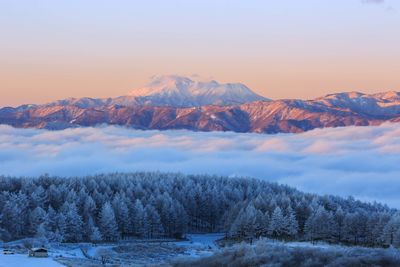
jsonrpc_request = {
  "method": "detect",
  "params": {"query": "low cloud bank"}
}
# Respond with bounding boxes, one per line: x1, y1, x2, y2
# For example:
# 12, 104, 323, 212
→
1, 124, 400, 207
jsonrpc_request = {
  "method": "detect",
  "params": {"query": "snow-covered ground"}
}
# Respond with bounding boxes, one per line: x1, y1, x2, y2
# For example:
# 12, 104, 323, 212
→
173, 233, 224, 258
50, 246, 85, 259
186, 233, 224, 249
179, 233, 223, 250
2, 236, 399, 266
1, 236, 335, 267
0, 234, 225, 266
85, 244, 115, 258
0, 253, 63, 267
285, 241, 338, 249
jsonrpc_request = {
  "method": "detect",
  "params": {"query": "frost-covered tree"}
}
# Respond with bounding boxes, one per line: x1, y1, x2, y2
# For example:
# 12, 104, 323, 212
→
29, 206, 48, 235
230, 203, 266, 241
0, 172, 396, 247
112, 194, 130, 235
269, 207, 287, 239
56, 212, 67, 242
2, 200, 23, 238
131, 199, 147, 238
99, 202, 119, 241
35, 223, 47, 239
333, 207, 345, 242
83, 195, 96, 221
285, 207, 299, 238
342, 213, 357, 243
87, 216, 102, 242
382, 213, 400, 246
144, 204, 164, 238
304, 206, 336, 242
62, 202, 83, 242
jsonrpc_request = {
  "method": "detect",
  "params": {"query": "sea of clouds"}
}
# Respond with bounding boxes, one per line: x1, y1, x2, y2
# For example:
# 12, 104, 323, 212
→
1, 123, 400, 207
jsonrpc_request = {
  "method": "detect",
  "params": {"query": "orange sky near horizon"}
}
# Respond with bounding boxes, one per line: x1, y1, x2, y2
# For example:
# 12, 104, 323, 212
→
1, 0, 399, 107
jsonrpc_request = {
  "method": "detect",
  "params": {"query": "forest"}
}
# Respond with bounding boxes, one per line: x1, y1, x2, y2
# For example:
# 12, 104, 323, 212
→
0, 172, 399, 248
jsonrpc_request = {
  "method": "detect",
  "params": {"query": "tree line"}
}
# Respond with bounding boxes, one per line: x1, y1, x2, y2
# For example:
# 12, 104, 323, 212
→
0, 172, 399, 248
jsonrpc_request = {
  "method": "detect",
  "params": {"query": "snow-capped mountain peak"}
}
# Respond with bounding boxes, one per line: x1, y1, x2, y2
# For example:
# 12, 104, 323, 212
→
127, 75, 268, 106
129, 75, 194, 97
372, 91, 400, 101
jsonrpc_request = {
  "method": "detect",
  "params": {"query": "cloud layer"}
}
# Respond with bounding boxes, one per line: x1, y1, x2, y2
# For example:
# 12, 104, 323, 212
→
1, 124, 400, 207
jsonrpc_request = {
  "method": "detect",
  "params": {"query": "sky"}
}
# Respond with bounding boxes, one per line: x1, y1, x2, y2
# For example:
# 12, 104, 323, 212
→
1, 0, 399, 107
1, 123, 400, 207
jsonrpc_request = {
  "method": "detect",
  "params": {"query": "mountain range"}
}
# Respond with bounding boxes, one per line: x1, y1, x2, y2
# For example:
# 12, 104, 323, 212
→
1, 75, 400, 133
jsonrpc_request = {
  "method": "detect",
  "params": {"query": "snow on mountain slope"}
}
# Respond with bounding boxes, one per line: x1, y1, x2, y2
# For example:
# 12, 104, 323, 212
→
31, 75, 267, 108
315, 91, 400, 116
45, 97, 111, 108
127, 75, 269, 106
1, 76, 399, 134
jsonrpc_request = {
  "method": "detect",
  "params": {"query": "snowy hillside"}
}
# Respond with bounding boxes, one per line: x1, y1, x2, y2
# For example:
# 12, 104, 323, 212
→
315, 91, 400, 116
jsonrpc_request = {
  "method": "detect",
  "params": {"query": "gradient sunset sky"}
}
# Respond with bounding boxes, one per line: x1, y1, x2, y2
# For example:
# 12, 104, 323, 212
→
1, 0, 399, 107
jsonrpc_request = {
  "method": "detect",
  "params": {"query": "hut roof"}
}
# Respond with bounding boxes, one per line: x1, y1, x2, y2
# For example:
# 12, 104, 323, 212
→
30, 247, 48, 252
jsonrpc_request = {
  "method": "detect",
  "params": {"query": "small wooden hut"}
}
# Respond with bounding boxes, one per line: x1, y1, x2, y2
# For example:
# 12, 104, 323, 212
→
28, 247, 48, 257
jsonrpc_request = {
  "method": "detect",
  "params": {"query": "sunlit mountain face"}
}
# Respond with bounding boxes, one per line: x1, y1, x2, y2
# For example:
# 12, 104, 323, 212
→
0, 75, 399, 133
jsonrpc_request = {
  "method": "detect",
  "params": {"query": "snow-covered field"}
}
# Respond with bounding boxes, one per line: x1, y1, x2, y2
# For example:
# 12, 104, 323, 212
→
0, 234, 224, 267
0, 253, 63, 267
173, 233, 224, 258
3, 235, 399, 266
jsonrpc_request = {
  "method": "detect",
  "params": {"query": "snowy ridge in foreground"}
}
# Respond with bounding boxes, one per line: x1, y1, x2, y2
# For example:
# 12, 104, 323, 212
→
173, 239, 400, 267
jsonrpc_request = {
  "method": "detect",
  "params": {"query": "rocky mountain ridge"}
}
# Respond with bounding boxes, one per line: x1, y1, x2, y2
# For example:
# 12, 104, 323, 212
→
1, 89, 399, 133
